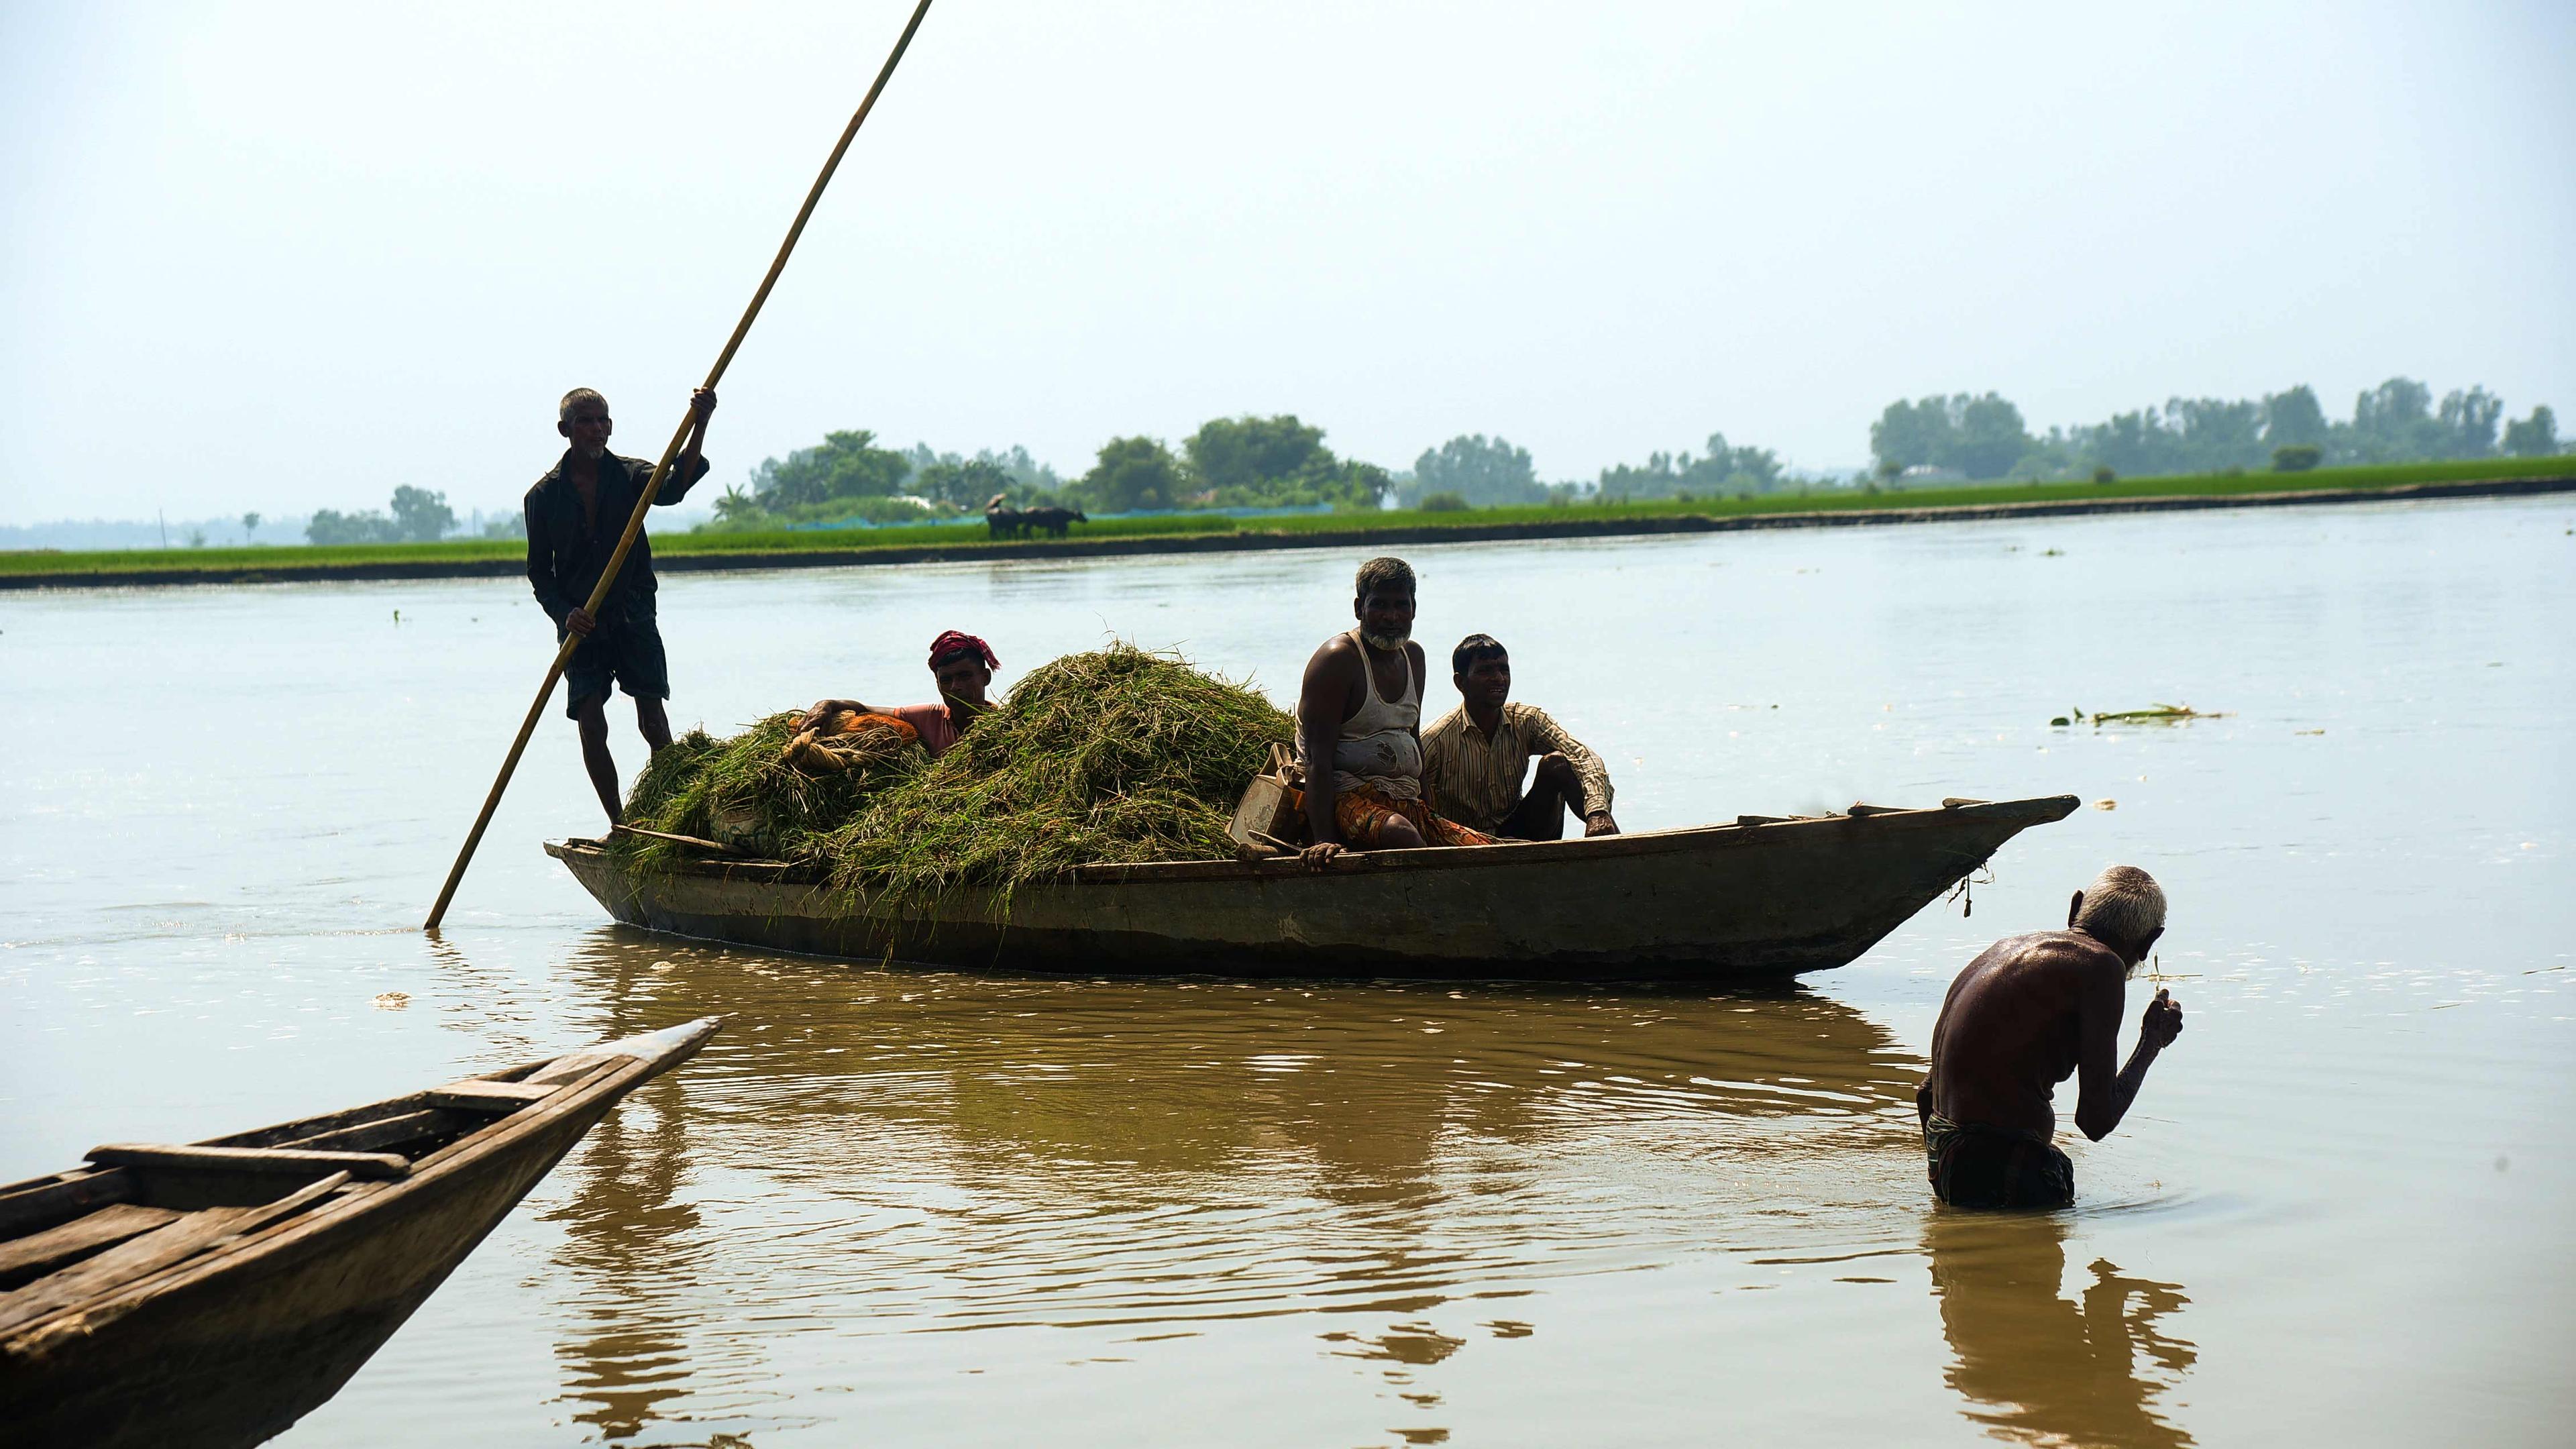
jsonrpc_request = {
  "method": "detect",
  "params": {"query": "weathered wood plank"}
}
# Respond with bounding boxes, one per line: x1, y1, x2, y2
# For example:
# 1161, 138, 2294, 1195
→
422, 1081, 559, 1112
0, 1171, 350, 1338
85, 1144, 411, 1181
207, 1093, 430, 1150
0, 1204, 183, 1288
0, 1169, 134, 1238
274, 1109, 466, 1155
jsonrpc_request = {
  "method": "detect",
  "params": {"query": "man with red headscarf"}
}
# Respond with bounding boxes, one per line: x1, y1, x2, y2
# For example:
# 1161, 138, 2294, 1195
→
800, 631, 999, 759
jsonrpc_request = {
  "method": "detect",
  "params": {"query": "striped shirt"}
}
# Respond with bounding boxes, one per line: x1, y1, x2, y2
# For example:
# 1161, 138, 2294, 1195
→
1420, 702, 1614, 834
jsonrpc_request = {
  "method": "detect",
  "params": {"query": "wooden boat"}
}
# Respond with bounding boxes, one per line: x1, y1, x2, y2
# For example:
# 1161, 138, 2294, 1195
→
548, 794, 2079, 979
0, 1018, 720, 1449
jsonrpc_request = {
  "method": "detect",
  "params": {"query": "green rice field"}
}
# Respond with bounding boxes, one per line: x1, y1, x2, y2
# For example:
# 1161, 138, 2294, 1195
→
6, 454, 2570, 584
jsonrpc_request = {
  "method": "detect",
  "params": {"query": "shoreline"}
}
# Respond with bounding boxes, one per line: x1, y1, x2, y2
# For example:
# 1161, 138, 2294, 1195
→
6, 473, 2570, 592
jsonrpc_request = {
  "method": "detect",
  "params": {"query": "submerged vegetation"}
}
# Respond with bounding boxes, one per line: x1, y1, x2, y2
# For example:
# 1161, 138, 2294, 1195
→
616, 647, 1292, 899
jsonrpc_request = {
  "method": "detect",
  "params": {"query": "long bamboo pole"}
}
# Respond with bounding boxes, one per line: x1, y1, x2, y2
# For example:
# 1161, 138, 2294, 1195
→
426, 0, 936, 930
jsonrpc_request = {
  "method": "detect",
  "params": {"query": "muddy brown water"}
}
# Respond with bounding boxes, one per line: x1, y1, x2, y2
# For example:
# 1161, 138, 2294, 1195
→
3, 496, 2571, 1446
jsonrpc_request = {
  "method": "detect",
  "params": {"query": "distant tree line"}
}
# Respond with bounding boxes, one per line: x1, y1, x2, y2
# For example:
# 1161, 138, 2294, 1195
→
708, 415, 1391, 529
1870, 379, 2561, 482
276, 373, 2567, 546
307, 486, 457, 545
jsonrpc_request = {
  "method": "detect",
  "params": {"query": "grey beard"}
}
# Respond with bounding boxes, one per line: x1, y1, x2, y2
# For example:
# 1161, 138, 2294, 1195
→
1360, 627, 1409, 651
576, 441, 608, 460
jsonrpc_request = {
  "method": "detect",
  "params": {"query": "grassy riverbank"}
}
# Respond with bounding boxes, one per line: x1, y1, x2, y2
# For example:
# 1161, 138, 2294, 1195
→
7, 455, 2571, 586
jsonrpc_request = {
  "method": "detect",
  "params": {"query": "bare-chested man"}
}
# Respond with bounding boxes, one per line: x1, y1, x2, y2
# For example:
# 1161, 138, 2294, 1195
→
1918, 865, 2186, 1210
1296, 557, 1492, 869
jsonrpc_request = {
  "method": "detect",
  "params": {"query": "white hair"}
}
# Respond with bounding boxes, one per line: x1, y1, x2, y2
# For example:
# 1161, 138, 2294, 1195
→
2074, 865, 2167, 953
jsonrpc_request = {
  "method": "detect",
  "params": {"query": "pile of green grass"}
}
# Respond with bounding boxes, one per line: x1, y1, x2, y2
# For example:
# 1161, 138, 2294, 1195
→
617, 711, 926, 869
818, 645, 1293, 899
610, 647, 1293, 898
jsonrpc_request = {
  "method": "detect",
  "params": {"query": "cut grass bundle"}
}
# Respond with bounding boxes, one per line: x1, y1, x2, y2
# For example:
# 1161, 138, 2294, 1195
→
617, 711, 926, 869
819, 645, 1293, 900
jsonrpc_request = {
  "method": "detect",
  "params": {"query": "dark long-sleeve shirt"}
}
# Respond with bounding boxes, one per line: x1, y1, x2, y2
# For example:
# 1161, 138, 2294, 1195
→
523, 448, 710, 628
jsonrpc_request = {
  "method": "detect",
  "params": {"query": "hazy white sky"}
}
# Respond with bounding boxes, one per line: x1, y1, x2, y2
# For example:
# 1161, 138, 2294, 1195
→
3, 1, 2570, 525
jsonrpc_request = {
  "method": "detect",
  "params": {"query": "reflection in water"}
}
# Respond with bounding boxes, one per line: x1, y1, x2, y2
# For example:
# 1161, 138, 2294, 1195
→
545, 1088, 712, 1441
530, 928, 1928, 1441
1925, 1211, 2196, 1449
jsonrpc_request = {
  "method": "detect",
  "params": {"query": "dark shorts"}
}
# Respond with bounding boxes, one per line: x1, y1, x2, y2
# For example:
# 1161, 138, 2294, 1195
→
1495, 782, 1571, 840
561, 594, 669, 716
1925, 1114, 2075, 1210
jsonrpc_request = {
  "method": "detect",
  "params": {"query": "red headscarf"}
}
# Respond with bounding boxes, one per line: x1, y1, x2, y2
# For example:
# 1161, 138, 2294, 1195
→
927, 630, 998, 671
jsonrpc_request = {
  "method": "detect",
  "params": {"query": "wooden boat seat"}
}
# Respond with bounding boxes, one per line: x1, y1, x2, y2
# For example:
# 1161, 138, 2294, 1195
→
85, 1144, 412, 1181
422, 1080, 562, 1112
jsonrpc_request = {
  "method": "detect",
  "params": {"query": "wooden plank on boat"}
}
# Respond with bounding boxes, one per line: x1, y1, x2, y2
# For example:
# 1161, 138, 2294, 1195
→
423, 1080, 560, 1112
274, 1108, 466, 1155
1845, 802, 1913, 816
0, 1204, 182, 1289
0, 1170, 133, 1238
85, 1144, 411, 1181
1941, 797, 1990, 808
0, 1171, 350, 1338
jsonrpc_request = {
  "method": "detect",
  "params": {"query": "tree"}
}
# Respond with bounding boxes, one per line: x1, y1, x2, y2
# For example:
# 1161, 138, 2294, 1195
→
390, 485, 455, 542
2503, 405, 2560, 458
2437, 387, 2503, 458
745, 429, 910, 508
1074, 436, 1187, 513
306, 508, 398, 545
1870, 398, 1953, 474
1412, 434, 1542, 506
241, 511, 262, 542
1597, 429, 1793, 500
2261, 386, 2328, 449
914, 458, 1016, 508
1184, 415, 1332, 493
2347, 378, 2436, 463
1949, 393, 2032, 480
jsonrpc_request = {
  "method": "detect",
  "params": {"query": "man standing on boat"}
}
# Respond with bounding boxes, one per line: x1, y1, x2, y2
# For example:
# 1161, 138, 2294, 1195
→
525, 385, 716, 824
1422, 633, 1619, 841
800, 630, 1000, 760
1918, 865, 2186, 1210
1296, 557, 1492, 868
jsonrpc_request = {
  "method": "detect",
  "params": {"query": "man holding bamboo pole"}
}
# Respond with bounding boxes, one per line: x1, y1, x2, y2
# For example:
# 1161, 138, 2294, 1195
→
525, 385, 716, 823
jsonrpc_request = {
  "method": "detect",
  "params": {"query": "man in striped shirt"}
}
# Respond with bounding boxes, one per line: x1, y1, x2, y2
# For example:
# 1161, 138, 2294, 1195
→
1421, 634, 1619, 841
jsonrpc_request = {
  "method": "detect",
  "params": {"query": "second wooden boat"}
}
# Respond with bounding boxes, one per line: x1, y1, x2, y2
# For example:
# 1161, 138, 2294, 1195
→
548, 795, 2078, 979
0, 1018, 720, 1449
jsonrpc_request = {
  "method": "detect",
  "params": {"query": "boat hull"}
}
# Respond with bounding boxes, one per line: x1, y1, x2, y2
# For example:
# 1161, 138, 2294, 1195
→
8, 1113, 594, 1448
549, 796, 2078, 979
0, 1022, 716, 1449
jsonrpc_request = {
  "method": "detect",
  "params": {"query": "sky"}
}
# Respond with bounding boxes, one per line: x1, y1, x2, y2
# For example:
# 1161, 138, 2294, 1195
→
2, 0, 2571, 526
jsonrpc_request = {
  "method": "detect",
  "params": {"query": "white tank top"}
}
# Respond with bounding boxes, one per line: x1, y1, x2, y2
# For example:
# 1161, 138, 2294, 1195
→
1299, 629, 1424, 800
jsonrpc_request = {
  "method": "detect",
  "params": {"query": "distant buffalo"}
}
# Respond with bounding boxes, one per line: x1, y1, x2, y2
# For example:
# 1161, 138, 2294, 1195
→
983, 496, 1024, 540
1020, 505, 1087, 538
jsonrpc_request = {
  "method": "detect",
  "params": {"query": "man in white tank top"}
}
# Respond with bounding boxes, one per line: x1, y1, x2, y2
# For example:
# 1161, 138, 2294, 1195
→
1295, 557, 1495, 867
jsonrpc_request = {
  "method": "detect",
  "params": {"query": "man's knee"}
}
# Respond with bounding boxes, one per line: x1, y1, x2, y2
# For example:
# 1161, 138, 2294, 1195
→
1381, 815, 1428, 849
572, 696, 610, 739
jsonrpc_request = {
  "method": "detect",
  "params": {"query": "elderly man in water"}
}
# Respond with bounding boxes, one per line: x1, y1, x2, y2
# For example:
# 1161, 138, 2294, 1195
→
1296, 557, 1493, 868
1422, 633, 1618, 841
800, 630, 1000, 759
1918, 865, 2186, 1210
